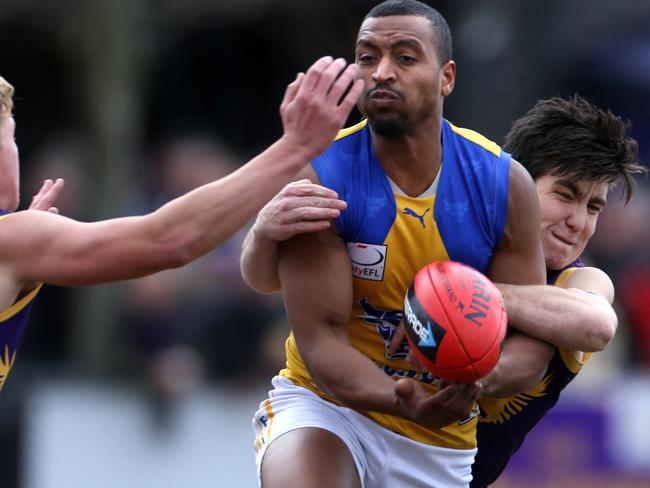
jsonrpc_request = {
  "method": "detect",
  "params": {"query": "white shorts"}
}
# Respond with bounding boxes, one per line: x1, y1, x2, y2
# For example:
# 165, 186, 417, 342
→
252, 375, 476, 488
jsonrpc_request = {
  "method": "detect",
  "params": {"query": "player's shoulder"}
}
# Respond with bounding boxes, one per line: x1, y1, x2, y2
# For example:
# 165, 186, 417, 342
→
312, 119, 371, 189
446, 120, 502, 158
0, 209, 52, 249
559, 266, 614, 302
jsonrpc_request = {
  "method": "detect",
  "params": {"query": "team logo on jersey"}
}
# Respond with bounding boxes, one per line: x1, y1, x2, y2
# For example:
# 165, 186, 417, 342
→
403, 207, 431, 229
443, 198, 469, 223
358, 297, 408, 359
347, 243, 387, 281
0, 345, 16, 392
367, 196, 388, 217
478, 373, 552, 424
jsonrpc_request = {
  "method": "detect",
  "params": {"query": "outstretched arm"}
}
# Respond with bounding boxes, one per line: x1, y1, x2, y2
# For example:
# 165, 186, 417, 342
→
497, 267, 616, 352
0, 57, 364, 287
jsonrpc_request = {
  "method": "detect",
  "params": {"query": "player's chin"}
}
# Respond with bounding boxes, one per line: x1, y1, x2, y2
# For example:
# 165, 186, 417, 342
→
544, 250, 574, 271
367, 113, 411, 138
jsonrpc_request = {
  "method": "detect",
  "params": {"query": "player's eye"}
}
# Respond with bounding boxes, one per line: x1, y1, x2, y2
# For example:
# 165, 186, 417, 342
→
397, 54, 417, 63
357, 53, 377, 64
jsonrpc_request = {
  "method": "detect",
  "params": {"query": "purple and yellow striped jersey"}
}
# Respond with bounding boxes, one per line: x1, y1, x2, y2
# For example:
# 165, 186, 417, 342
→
0, 210, 42, 393
471, 260, 588, 487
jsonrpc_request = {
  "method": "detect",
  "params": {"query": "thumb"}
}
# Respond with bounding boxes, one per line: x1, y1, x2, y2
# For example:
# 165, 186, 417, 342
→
388, 319, 407, 355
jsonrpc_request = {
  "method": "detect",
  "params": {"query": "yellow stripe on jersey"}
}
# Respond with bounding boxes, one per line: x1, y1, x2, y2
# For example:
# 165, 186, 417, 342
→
554, 267, 579, 288
448, 123, 501, 158
560, 348, 592, 374
335, 119, 368, 141
0, 284, 42, 322
554, 267, 592, 373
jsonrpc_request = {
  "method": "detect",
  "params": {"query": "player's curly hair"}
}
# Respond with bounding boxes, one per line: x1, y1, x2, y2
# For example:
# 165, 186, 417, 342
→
364, 0, 452, 65
504, 95, 647, 203
0, 77, 15, 115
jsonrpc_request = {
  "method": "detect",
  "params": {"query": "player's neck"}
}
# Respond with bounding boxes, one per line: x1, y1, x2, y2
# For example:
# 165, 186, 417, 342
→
372, 118, 442, 198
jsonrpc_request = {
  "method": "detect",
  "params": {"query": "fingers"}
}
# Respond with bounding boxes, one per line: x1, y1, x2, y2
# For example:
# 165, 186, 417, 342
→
406, 350, 425, 372
388, 319, 407, 355
279, 181, 346, 211
418, 382, 458, 411
29, 178, 65, 212
313, 58, 347, 100
299, 56, 337, 95
281, 72, 305, 110
338, 78, 365, 116
278, 200, 343, 224
296, 57, 363, 111
326, 65, 364, 117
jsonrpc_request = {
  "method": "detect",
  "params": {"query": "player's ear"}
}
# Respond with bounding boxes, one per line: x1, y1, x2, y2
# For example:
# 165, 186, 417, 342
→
440, 60, 455, 97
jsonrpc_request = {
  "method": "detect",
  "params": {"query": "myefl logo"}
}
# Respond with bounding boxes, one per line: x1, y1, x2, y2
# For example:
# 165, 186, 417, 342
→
347, 242, 387, 281
358, 298, 408, 359
403, 207, 430, 229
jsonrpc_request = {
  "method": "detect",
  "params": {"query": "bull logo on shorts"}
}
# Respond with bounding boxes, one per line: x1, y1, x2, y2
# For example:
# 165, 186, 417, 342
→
358, 298, 408, 360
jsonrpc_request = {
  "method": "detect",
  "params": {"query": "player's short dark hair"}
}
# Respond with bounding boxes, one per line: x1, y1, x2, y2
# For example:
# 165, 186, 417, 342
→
364, 0, 452, 65
504, 95, 646, 203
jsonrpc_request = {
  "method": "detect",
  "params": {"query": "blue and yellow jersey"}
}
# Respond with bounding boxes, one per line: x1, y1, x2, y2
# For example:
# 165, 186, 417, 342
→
0, 210, 42, 393
279, 119, 511, 449
471, 260, 588, 487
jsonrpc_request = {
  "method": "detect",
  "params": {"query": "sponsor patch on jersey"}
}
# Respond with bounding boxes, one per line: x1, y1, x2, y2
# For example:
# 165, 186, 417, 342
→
347, 242, 387, 281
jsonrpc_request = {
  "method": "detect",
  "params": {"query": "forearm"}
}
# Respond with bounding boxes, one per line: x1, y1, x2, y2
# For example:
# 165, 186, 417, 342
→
301, 329, 400, 415
151, 138, 311, 263
479, 333, 554, 398
240, 225, 282, 293
498, 283, 616, 352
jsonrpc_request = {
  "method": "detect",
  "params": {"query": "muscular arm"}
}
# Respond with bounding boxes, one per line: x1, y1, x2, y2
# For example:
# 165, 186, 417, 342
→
241, 167, 346, 294
0, 57, 364, 288
480, 160, 553, 398
280, 228, 401, 413
498, 267, 616, 352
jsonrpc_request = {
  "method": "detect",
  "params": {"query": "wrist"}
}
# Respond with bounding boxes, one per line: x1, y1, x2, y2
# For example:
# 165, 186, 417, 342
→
277, 133, 320, 163
251, 221, 277, 247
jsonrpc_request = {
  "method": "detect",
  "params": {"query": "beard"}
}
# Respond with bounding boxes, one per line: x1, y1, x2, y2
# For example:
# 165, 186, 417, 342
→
367, 111, 413, 138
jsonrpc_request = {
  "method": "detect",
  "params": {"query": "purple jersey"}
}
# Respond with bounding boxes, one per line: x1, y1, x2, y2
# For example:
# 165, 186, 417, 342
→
471, 260, 585, 487
0, 209, 42, 393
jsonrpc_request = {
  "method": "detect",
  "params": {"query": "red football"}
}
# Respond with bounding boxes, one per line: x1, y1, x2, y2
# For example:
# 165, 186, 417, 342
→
403, 260, 507, 383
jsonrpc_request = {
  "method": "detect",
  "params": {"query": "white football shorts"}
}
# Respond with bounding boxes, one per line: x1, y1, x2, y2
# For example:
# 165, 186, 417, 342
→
252, 375, 477, 488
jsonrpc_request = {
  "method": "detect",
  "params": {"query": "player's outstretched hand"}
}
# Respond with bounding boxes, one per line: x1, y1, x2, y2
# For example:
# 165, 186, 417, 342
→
395, 377, 479, 429
253, 179, 347, 242
280, 56, 364, 160
29, 178, 64, 214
